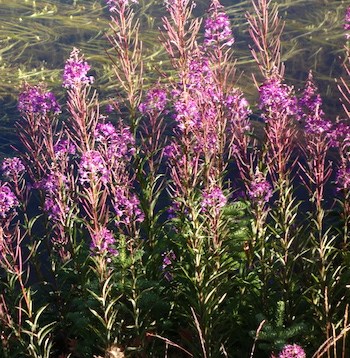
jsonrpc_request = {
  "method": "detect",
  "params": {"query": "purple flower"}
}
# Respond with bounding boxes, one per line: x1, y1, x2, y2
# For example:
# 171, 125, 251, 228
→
278, 344, 306, 358
95, 123, 135, 161
298, 71, 323, 118
167, 201, 181, 220
90, 227, 118, 256
139, 88, 167, 115
225, 89, 251, 128
53, 139, 76, 159
105, 104, 114, 113
63, 48, 94, 89
259, 77, 298, 118
2, 157, 25, 180
44, 197, 63, 221
299, 73, 333, 137
0, 183, 19, 218
248, 169, 273, 205
204, 0, 234, 48
201, 186, 227, 214
79, 150, 109, 185
113, 188, 144, 226
18, 84, 61, 115
344, 6, 350, 38
336, 166, 350, 191
161, 250, 176, 281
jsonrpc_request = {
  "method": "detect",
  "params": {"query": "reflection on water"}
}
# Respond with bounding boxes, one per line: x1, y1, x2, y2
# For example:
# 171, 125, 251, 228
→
0, 0, 348, 152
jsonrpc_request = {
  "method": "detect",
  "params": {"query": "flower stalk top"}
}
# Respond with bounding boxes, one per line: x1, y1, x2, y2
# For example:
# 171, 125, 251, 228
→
63, 48, 94, 89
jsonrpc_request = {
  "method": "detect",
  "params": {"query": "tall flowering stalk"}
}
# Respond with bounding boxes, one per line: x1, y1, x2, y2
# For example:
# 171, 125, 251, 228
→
105, 0, 143, 132
298, 73, 338, 352
137, 86, 168, 248
247, 0, 302, 323
17, 83, 61, 183
39, 142, 78, 262
203, 0, 235, 89
63, 48, 97, 153
160, 2, 239, 355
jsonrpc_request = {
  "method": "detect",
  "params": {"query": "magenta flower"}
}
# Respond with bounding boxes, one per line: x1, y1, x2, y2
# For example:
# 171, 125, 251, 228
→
299, 72, 333, 137
278, 344, 306, 358
53, 139, 76, 159
336, 166, 350, 191
259, 77, 298, 118
90, 227, 118, 257
344, 6, 350, 38
204, 0, 234, 48
95, 123, 136, 162
225, 89, 251, 128
139, 87, 168, 115
201, 186, 227, 214
113, 188, 144, 226
298, 71, 323, 118
248, 169, 273, 205
44, 197, 64, 221
63, 48, 94, 89
79, 150, 109, 185
2, 157, 25, 180
161, 250, 176, 281
18, 84, 61, 115
0, 183, 19, 218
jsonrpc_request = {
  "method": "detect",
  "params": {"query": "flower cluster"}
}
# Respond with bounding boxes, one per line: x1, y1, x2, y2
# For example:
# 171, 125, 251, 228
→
248, 169, 273, 205
18, 84, 61, 116
79, 150, 109, 185
278, 344, 306, 358
63, 48, 94, 89
113, 188, 144, 227
2, 157, 25, 180
336, 166, 350, 191
139, 87, 168, 115
299, 73, 333, 137
53, 139, 76, 159
0, 183, 19, 218
225, 89, 251, 128
259, 77, 298, 118
90, 227, 118, 257
161, 250, 176, 281
204, 0, 234, 48
95, 123, 135, 161
298, 71, 323, 118
40, 172, 69, 221
201, 186, 227, 214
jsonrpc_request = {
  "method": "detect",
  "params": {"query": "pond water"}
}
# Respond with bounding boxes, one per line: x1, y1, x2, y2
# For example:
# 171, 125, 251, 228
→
0, 0, 348, 155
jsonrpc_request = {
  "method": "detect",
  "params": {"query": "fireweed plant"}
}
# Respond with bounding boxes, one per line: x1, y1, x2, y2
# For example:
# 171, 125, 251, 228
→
0, 0, 350, 357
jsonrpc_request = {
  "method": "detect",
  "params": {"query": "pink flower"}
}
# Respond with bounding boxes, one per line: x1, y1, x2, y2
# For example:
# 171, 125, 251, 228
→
90, 227, 118, 256
204, 0, 234, 48
18, 83, 61, 115
63, 48, 94, 89
248, 169, 273, 205
278, 344, 306, 358
0, 183, 19, 218
2, 157, 25, 180
201, 186, 227, 214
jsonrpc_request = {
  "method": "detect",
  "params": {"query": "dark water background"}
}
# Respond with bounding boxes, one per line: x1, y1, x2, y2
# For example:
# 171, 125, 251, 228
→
0, 0, 348, 157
